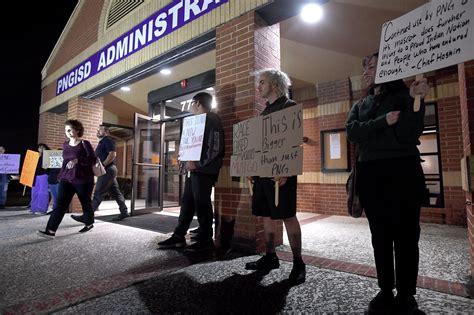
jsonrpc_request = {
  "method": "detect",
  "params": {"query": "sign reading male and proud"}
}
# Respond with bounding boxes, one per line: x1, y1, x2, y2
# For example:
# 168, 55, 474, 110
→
231, 104, 303, 178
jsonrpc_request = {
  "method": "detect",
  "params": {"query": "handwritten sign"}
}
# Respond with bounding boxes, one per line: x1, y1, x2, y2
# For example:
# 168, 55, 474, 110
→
42, 150, 63, 169
179, 113, 206, 161
0, 154, 21, 174
230, 116, 262, 177
20, 150, 40, 187
376, 0, 474, 84
230, 104, 303, 177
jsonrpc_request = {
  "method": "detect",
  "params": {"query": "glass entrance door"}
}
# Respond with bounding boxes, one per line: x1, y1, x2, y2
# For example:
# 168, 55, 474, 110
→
131, 113, 162, 215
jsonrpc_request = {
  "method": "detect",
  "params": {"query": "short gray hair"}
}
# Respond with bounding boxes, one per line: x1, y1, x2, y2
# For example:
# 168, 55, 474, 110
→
254, 69, 291, 97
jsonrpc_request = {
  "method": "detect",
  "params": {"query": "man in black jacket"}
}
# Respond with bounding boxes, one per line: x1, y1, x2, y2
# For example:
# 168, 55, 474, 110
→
158, 92, 224, 251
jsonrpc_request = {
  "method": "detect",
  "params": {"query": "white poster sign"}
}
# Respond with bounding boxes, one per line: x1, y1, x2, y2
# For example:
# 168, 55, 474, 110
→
179, 113, 207, 161
376, 0, 474, 84
329, 133, 341, 159
230, 104, 303, 177
43, 150, 63, 169
0, 154, 21, 174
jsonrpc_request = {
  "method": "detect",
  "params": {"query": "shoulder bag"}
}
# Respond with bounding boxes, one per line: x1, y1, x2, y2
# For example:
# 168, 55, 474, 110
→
82, 141, 106, 177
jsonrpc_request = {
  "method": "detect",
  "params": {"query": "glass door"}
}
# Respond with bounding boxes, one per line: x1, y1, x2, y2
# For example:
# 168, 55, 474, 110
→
131, 113, 162, 215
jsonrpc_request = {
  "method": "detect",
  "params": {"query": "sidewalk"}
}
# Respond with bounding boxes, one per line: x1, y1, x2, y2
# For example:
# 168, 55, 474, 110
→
0, 206, 473, 314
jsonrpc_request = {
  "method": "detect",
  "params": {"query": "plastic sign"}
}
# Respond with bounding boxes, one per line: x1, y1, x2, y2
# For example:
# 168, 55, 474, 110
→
20, 150, 40, 187
0, 154, 21, 174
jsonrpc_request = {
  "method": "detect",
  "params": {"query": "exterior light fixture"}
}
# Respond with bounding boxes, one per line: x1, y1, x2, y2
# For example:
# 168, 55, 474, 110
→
120, 86, 131, 92
301, 3, 323, 23
206, 87, 214, 91
160, 69, 172, 75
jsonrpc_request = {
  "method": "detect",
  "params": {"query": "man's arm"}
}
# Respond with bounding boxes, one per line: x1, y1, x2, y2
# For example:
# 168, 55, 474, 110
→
103, 151, 116, 167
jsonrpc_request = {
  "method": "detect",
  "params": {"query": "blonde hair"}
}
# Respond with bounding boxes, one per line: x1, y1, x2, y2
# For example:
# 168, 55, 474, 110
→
254, 69, 291, 97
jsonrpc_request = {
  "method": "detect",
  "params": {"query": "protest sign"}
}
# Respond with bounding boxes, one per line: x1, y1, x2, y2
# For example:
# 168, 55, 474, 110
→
0, 154, 21, 174
42, 150, 63, 169
178, 113, 206, 161
230, 104, 303, 177
230, 116, 262, 177
376, 0, 474, 84
20, 150, 40, 187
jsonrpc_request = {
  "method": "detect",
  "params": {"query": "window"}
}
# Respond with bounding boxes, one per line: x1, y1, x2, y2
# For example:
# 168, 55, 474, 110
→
418, 102, 444, 208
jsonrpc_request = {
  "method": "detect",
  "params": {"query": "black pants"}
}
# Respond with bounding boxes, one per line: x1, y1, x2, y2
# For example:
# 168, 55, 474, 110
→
358, 157, 426, 296
92, 165, 127, 214
46, 181, 94, 232
174, 172, 215, 241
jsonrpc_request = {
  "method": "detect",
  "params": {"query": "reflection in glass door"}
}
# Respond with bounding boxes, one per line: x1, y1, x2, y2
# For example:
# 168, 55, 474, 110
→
163, 119, 183, 207
131, 113, 162, 215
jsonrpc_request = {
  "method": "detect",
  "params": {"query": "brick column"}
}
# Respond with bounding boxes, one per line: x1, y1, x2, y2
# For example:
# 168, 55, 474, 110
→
458, 61, 474, 278
38, 111, 68, 150
214, 11, 281, 253
67, 96, 104, 213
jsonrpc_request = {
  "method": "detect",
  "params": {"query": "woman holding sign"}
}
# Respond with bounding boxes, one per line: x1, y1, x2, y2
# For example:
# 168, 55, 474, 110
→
38, 119, 96, 238
30, 143, 50, 214
346, 52, 429, 314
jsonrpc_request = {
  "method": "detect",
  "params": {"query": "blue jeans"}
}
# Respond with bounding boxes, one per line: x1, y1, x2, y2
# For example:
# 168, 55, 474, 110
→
49, 183, 59, 209
0, 181, 8, 206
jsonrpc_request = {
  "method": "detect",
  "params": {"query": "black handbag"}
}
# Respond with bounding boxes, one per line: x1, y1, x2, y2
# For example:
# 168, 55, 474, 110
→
346, 145, 363, 218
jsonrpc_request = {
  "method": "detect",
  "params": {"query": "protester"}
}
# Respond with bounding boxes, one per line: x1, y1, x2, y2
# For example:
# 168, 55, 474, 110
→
71, 124, 129, 223
47, 152, 61, 214
158, 92, 225, 251
244, 69, 306, 285
346, 52, 429, 314
0, 146, 10, 209
31, 143, 50, 214
37, 119, 96, 238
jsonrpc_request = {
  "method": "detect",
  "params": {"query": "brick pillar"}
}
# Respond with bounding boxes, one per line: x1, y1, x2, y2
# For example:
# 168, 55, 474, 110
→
458, 61, 474, 278
214, 11, 281, 253
38, 111, 68, 149
67, 96, 104, 212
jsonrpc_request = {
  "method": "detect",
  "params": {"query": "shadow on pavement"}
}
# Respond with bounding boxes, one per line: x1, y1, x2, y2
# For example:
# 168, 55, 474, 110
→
136, 269, 292, 314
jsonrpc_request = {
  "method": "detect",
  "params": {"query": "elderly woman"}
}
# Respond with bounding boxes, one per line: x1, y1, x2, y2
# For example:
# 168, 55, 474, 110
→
346, 52, 429, 314
38, 119, 96, 237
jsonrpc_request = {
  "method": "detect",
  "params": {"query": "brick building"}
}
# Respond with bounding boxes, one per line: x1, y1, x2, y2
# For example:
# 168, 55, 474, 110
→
38, 0, 474, 277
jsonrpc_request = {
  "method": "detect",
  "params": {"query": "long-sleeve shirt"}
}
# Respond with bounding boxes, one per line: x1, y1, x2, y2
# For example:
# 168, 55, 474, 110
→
57, 140, 96, 184
346, 81, 425, 162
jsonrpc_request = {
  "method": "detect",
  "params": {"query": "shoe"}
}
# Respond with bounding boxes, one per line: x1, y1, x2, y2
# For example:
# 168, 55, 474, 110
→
37, 230, 55, 239
79, 225, 93, 233
368, 290, 394, 314
113, 213, 130, 221
185, 239, 215, 252
245, 254, 280, 270
71, 214, 85, 223
189, 227, 200, 234
288, 262, 306, 285
394, 294, 418, 314
157, 235, 186, 249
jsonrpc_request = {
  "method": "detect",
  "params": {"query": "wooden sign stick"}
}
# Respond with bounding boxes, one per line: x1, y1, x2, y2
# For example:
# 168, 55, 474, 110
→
247, 179, 253, 196
274, 177, 280, 207
413, 74, 424, 112
22, 185, 26, 196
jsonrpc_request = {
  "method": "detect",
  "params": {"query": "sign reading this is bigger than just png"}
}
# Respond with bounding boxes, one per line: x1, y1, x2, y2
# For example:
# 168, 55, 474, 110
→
376, 0, 474, 84
231, 104, 303, 178
56, 0, 228, 96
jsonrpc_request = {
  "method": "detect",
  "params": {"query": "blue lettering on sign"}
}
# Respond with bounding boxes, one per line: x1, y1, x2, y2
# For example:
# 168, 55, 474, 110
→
56, 0, 228, 95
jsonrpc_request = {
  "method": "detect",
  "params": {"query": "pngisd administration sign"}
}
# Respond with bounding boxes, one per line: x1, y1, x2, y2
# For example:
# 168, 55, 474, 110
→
56, 0, 228, 96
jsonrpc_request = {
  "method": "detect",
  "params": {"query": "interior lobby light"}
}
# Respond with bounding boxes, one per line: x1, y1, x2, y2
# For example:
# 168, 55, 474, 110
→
160, 69, 172, 75
301, 3, 323, 23
206, 87, 214, 91
165, 100, 172, 102
120, 86, 131, 92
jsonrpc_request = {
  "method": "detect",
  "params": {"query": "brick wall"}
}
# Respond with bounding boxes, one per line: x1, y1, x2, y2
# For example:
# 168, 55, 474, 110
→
214, 11, 280, 253
38, 112, 68, 149
458, 60, 474, 276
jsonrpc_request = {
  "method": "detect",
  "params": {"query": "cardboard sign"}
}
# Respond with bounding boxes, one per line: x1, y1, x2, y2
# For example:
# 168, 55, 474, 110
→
0, 154, 21, 174
20, 150, 40, 187
42, 150, 63, 169
376, 0, 474, 84
230, 104, 303, 177
230, 116, 262, 177
179, 113, 206, 161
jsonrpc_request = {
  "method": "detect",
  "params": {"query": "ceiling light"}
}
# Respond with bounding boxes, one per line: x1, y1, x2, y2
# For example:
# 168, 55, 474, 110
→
120, 86, 130, 92
206, 87, 214, 91
301, 3, 323, 23
160, 69, 172, 75
166, 100, 172, 103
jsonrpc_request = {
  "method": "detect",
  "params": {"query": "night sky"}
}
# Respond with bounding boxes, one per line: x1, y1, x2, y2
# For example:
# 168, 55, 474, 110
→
0, 1, 78, 155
